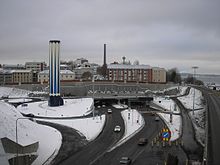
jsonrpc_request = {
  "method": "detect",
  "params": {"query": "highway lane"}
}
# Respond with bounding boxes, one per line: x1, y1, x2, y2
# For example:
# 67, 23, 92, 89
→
198, 87, 220, 165
94, 113, 165, 165
59, 106, 125, 165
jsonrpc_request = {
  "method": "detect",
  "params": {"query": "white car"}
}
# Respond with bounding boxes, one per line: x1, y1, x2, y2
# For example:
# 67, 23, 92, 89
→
107, 109, 112, 114
114, 125, 121, 132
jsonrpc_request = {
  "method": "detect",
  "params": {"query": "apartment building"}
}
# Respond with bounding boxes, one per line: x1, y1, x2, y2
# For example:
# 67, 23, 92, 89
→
107, 64, 152, 82
107, 64, 166, 83
0, 70, 13, 85
25, 62, 46, 72
12, 70, 33, 84
151, 67, 166, 83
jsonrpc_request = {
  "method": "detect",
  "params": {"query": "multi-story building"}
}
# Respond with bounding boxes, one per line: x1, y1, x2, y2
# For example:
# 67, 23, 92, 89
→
0, 70, 13, 85
107, 64, 166, 83
73, 66, 94, 80
107, 64, 152, 82
74, 58, 88, 67
25, 62, 47, 82
151, 67, 166, 83
25, 62, 46, 72
12, 70, 33, 84
2, 64, 25, 70
38, 70, 75, 84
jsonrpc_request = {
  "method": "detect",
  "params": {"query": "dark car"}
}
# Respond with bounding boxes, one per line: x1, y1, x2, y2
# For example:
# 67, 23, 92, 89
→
120, 157, 132, 164
138, 138, 148, 146
26, 113, 35, 117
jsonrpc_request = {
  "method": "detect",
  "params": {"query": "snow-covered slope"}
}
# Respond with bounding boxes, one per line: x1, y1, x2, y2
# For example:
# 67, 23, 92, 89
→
0, 101, 62, 165
0, 87, 30, 98
178, 87, 204, 110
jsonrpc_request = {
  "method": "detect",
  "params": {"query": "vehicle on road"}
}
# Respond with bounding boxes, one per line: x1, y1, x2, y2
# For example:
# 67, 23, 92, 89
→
107, 109, 112, 114
155, 116, 160, 121
119, 157, 132, 164
114, 125, 121, 132
138, 138, 148, 146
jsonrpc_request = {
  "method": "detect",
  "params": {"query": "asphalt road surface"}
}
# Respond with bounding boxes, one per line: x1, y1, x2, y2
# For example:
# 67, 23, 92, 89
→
93, 113, 187, 165
59, 106, 125, 165
198, 87, 220, 165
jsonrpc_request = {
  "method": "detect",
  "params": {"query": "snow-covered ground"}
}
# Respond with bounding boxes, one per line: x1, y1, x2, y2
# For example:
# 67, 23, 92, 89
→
153, 96, 180, 114
17, 98, 93, 117
112, 104, 128, 109
189, 109, 206, 146
157, 113, 181, 141
6, 98, 32, 103
109, 109, 144, 151
178, 87, 204, 110
0, 101, 62, 165
153, 96, 182, 141
0, 87, 30, 98
155, 86, 188, 96
37, 115, 106, 141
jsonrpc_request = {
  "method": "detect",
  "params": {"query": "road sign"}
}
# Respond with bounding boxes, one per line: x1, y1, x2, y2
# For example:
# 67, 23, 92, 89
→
161, 128, 171, 141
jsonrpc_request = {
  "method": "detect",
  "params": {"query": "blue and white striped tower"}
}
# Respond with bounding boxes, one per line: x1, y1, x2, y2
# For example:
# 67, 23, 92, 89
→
48, 40, 64, 106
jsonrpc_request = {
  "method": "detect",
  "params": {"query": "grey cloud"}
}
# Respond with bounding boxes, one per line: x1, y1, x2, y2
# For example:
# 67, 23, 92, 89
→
0, 0, 220, 74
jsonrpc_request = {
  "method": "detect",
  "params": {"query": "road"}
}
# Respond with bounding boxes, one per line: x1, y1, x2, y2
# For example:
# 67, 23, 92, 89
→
197, 87, 220, 165
59, 106, 125, 165
94, 113, 187, 165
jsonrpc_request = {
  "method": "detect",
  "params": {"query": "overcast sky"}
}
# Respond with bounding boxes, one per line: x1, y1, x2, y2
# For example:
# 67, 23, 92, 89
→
0, 0, 220, 74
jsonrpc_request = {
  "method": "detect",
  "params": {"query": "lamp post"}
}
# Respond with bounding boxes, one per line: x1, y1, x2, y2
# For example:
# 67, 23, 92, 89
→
15, 117, 34, 165
192, 66, 199, 115
92, 75, 95, 119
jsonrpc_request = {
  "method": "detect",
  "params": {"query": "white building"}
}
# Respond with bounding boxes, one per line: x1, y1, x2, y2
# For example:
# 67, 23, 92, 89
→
25, 62, 47, 72
38, 70, 75, 84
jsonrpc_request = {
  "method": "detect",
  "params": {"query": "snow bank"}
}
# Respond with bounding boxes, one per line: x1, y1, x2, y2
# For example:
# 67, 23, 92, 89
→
6, 98, 32, 103
189, 109, 206, 146
155, 86, 188, 96
112, 104, 128, 109
153, 96, 182, 141
157, 113, 181, 141
37, 115, 106, 141
17, 98, 93, 117
0, 101, 62, 165
178, 87, 204, 110
109, 109, 144, 151
0, 87, 30, 98
153, 96, 180, 114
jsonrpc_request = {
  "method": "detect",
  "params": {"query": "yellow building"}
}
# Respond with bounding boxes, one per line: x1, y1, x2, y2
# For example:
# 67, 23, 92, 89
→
12, 70, 33, 84
151, 67, 166, 83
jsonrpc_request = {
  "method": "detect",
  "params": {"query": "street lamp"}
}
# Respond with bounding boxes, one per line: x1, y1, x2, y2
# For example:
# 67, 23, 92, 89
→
15, 117, 34, 165
192, 66, 199, 115
92, 75, 95, 119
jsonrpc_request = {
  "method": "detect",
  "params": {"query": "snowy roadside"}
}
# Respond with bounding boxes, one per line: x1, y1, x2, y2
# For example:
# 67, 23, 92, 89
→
189, 110, 206, 147
153, 96, 182, 141
177, 87, 206, 146
178, 87, 204, 110
109, 109, 144, 151
154, 86, 188, 96
37, 115, 106, 141
157, 113, 181, 141
17, 98, 94, 117
0, 87, 30, 98
112, 104, 128, 109
0, 101, 62, 165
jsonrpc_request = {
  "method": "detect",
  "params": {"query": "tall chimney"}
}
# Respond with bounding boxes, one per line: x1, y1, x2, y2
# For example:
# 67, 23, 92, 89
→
104, 44, 106, 66
48, 40, 64, 107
